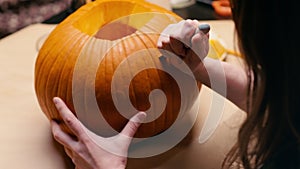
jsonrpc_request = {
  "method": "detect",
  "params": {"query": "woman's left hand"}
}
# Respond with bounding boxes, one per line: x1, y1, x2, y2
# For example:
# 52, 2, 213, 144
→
51, 97, 146, 169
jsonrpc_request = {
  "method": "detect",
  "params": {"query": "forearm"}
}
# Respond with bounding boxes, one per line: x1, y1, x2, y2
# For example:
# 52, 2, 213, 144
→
194, 57, 248, 111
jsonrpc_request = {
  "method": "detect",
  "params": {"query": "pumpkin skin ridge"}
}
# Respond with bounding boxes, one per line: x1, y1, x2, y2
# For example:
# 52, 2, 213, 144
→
145, 37, 170, 131
35, 26, 90, 130
133, 31, 168, 123
72, 37, 108, 134
129, 70, 179, 137
94, 36, 132, 136
35, 28, 75, 80
61, 33, 91, 115
120, 39, 139, 125
95, 35, 140, 136
44, 33, 88, 121
36, 31, 77, 118
119, 33, 138, 109
137, 32, 201, 128
129, 33, 158, 112
128, 33, 153, 112
35, 16, 89, 86
94, 32, 183, 137
127, 33, 149, 113
82, 38, 101, 129
140, 33, 177, 131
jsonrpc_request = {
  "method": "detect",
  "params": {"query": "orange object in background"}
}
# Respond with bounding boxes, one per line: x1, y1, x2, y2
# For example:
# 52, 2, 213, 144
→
212, 0, 232, 17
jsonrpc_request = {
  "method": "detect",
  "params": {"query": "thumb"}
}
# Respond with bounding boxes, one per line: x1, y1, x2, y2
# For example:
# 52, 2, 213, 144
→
120, 112, 147, 138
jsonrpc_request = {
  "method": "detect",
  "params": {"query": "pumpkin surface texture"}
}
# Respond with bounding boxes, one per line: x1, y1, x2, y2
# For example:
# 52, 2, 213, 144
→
34, 0, 202, 138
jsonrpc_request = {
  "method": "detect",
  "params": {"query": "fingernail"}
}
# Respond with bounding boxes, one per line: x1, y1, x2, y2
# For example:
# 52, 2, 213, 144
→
135, 112, 147, 123
198, 24, 210, 34
53, 97, 59, 105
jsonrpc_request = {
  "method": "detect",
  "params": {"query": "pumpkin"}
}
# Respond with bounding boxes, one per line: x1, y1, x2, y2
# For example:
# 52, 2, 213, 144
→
34, 0, 202, 138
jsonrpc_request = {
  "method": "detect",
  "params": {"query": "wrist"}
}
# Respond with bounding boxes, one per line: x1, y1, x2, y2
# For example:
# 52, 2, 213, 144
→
192, 60, 205, 81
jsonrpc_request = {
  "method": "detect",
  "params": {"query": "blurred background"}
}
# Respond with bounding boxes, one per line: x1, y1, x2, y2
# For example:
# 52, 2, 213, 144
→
0, 0, 231, 39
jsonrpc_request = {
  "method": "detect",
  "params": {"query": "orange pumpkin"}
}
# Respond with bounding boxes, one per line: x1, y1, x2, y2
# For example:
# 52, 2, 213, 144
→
34, 0, 201, 138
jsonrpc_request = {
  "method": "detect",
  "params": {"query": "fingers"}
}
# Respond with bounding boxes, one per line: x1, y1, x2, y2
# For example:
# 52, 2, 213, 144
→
158, 20, 209, 58
51, 120, 77, 149
158, 20, 195, 49
159, 40, 185, 64
169, 36, 187, 57
190, 31, 210, 60
64, 147, 73, 158
158, 39, 172, 54
157, 21, 182, 48
171, 19, 197, 47
53, 97, 86, 138
120, 112, 147, 138
157, 33, 170, 48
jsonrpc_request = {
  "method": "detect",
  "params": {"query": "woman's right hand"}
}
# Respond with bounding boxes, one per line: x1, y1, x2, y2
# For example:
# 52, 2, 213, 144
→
157, 19, 210, 75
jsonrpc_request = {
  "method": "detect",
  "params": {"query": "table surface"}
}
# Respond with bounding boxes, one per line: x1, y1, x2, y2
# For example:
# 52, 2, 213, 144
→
0, 19, 246, 169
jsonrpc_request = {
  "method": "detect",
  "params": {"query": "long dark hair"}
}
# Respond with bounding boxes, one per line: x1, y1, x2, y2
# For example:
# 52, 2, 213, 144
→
223, 0, 300, 168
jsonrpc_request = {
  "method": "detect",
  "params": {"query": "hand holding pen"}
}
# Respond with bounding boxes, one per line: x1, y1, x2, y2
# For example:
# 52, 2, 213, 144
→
157, 19, 210, 76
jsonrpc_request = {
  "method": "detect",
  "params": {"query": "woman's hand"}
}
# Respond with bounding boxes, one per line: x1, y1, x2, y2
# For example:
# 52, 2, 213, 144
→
157, 19, 210, 75
51, 97, 146, 169
157, 20, 249, 110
